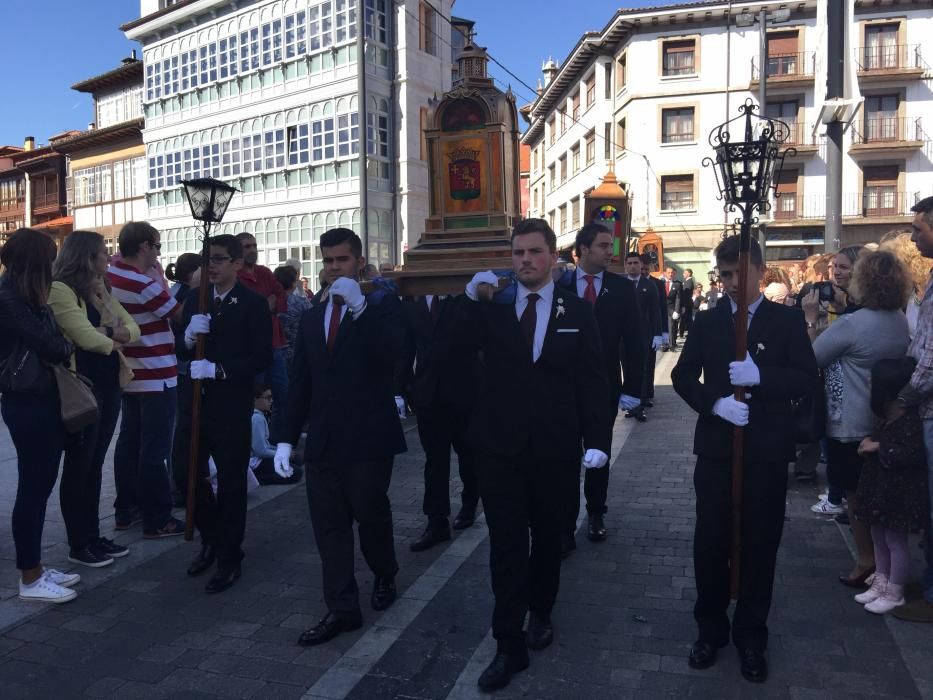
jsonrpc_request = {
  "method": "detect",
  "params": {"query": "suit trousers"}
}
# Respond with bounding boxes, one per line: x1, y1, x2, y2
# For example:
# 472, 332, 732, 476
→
668, 311, 681, 344
680, 308, 693, 337
693, 455, 788, 651
645, 348, 657, 400
416, 397, 478, 524
305, 455, 398, 619
564, 401, 618, 531
478, 452, 567, 649
194, 402, 252, 571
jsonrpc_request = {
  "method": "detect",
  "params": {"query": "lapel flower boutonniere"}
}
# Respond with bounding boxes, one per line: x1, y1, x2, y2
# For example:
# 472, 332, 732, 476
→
600, 287, 609, 297
756, 342, 765, 353
228, 296, 238, 305
556, 298, 566, 318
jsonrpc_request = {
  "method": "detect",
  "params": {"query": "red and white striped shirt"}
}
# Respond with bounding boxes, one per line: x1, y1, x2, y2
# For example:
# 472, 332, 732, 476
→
107, 261, 178, 393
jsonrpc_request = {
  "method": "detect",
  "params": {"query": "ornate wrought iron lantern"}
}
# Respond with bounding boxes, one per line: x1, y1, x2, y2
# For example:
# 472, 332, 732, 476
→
181, 177, 237, 225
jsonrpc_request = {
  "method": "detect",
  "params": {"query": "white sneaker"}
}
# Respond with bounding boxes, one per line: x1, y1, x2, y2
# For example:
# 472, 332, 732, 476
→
43, 568, 81, 588
865, 583, 904, 614
19, 573, 78, 604
855, 573, 887, 604
811, 498, 845, 514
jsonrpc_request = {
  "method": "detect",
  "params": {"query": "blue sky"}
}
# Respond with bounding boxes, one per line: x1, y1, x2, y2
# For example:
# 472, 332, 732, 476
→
0, 0, 674, 146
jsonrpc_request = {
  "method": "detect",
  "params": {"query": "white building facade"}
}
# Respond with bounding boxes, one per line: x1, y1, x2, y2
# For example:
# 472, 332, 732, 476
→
125, 0, 457, 281
522, 0, 933, 275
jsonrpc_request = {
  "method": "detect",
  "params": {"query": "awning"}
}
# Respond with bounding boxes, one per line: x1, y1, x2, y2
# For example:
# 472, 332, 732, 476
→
32, 216, 73, 230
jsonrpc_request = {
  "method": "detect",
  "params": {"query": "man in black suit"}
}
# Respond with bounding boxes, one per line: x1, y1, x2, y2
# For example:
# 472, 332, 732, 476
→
680, 268, 696, 337
461, 219, 610, 692
178, 234, 273, 594
645, 261, 670, 405
623, 251, 662, 420
275, 228, 406, 646
398, 293, 479, 552
557, 223, 643, 550
671, 235, 818, 684
663, 266, 684, 350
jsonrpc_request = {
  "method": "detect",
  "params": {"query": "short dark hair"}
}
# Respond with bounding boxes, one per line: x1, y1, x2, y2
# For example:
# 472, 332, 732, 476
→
273, 264, 298, 290
118, 221, 159, 258
714, 234, 764, 267
165, 252, 202, 284
512, 218, 557, 253
254, 382, 272, 399
235, 232, 256, 243
574, 223, 610, 256
210, 234, 243, 261
911, 195, 933, 227
320, 228, 363, 257
624, 250, 642, 262
870, 357, 916, 418
685, 268, 693, 275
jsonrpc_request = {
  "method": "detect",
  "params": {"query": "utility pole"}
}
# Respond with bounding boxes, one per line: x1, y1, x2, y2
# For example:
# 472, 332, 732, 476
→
758, 8, 768, 252
825, 0, 845, 253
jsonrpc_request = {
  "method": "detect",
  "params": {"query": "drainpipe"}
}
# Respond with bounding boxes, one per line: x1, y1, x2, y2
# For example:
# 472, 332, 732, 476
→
387, 0, 399, 264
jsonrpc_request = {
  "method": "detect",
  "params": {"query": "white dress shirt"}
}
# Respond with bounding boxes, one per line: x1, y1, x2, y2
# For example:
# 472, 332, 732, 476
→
729, 293, 765, 329
323, 299, 348, 342
515, 280, 554, 363
575, 268, 604, 299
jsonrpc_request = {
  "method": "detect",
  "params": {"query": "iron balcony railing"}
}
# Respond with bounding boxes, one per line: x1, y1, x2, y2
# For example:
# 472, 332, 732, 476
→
777, 120, 819, 149
856, 44, 923, 72
851, 117, 924, 145
751, 51, 816, 81
769, 191, 920, 221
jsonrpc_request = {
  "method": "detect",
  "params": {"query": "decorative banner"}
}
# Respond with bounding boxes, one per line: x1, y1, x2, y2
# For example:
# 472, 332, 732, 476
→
594, 204, 623, 258
443, 138, 486, 214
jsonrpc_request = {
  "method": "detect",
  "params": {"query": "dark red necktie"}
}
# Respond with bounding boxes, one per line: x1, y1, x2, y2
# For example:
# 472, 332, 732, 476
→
327, 298, 343, 354
519, 293, 540, 359
583, 275, 597, 305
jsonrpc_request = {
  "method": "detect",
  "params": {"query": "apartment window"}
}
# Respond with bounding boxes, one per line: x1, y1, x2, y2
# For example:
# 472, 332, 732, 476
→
864, 23, 899, 70
240, 27, 260, 72
366, 111, 387, 157
531, 149, 538, 174
661, 174, 694, 210
662, 107, 695, 143
532, 188, 538, 212
616, 54, 626, 89
335, 0, 357, 43
559, 204, 567, 233
570, 145, 580, 176
604, 63, 612, 99
585, 74, 595, 108
662, 39, 696, 77
766, 31, 799, 76
766, 100, 799, 143
309, 3, 334, 51
863, 94, 899, 141
558, 155, 567, 183
585, 131, 596, 166
604, 123, 611, 159
572, 197, 581, 227
616, 118, 626, 155
775, 169, 798, 219
560, 109, 566, 133
863, 165, 898, 216
548, 210, 555, 230
288, 125, 310, 165
285, 11, 308, 58
242, 134, 262, 173
365, 0, 389, 44
571, 92, 580, 121
312, 117, 336, 161
219, 36, 238, 79
549, 164, 556, 190
548, 116, 556, 145
420, 2, 437, 56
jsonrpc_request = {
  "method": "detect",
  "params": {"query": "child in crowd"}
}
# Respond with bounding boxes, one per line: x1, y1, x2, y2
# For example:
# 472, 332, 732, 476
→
855, 358, 930, 614
251, 383, 302, 485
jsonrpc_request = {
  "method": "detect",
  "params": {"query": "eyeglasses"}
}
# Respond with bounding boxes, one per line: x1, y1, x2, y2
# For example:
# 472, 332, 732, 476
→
208, 255, 232, 264
148, 241, 162, 250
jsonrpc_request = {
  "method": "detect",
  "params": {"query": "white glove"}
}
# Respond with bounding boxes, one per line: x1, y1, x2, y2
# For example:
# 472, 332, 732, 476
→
582, 448, 609, 470
729, 354, 761, 387
184, 313, 211, 348
394, 395, 407, 419
651, 335, 663, 351
329, 277, 366, 315
712, 396, 749, 426
189, 359, 216, 380
274, 443, 294, 478
619, 394, 641, 411
466, 270, 499, 301
672, 311, 680, 320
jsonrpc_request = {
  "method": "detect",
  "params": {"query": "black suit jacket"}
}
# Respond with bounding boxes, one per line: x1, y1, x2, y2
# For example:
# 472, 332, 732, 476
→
178, 282, 273, 415
681, 277, 695, 312
632, 276, 662, 342
652, 276, 670, 334
457, 288, 610, 461
285, 291, 407, 462
665, 278, 683, 312
671, 298, 819, 463
396, 295, 477, 411
556, 270, 645, 402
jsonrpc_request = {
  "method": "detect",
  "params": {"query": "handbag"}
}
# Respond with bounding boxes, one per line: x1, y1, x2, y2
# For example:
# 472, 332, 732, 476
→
791, 373, 826, 444
0, 342, 51, 395
51, 364, 99, 433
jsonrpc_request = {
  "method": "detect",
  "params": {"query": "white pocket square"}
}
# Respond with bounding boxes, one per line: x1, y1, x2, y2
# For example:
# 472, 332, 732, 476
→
556, 328, 579, 333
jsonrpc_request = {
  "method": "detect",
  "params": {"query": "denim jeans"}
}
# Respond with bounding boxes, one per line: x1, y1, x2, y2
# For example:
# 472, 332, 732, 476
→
922, 419, 933, 602
2, 392, 65, 570
113, 389, 176, 531
257, 347, 288, 443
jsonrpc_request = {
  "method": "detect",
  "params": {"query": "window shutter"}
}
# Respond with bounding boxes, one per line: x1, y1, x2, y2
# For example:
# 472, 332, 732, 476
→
767, 31, 798, 56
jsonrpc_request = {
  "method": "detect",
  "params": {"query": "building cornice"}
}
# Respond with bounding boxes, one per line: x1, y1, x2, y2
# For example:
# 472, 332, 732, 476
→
50, 119, 145, 154
72, 60, 144, 94
121, 0, 232, 40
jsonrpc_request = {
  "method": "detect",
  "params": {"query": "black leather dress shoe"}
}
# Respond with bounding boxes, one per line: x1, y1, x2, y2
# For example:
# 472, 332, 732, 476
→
525, 612, 553, 651
205, 565, 240, 594
625, 407, 648, 422
738, 648, 768, 683
298, 612, 363, 646
371, 576, 397, 611
452, 506, 477, 530
477, 648, 529, 692
587, 514, 608, 542
560, 532, 576, 559
187, 545, 216, 577
409, 524, 451, 552
688, 639, 725, 670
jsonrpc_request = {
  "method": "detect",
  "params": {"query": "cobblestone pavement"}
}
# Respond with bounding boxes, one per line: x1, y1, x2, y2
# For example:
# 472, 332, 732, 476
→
0, 352, 930, 699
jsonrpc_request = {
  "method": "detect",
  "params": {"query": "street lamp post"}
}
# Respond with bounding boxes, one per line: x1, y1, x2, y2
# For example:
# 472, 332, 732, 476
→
179, 177, 237, 541
703, 100, 792, 597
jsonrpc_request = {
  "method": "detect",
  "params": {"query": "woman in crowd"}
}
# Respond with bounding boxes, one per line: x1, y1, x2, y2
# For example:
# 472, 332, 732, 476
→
805, 250, 911, 587
273, 264, 311, 366
166, 253, 201, 304
880, 231, 932, 339
0, 229, 78, 603
854, 358, 930, 614
49, 231, 140, 568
